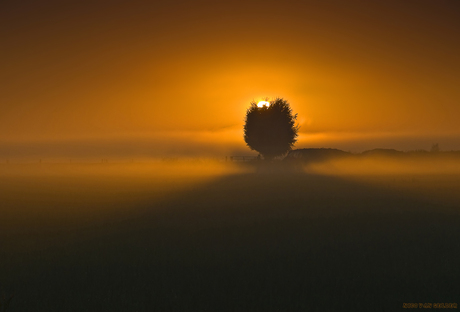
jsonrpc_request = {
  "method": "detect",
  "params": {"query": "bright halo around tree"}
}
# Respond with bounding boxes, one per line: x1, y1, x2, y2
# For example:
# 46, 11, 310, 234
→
257, 101, 270, 108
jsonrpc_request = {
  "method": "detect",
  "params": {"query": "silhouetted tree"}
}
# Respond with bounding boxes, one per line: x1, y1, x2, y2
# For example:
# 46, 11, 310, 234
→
244, 98, 299, 160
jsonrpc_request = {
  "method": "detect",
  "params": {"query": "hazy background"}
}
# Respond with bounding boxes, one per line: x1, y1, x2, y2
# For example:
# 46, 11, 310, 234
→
1, 0, 460, 158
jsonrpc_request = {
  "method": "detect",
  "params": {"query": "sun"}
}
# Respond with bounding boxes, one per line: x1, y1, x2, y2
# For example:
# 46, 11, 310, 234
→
257, 101, 270, 108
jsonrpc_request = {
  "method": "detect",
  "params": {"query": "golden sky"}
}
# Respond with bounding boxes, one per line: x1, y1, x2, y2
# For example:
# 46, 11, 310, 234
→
1, 0, 460, 157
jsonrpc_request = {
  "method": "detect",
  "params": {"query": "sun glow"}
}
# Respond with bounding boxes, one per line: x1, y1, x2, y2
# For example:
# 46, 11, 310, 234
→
257, 101, 270, 108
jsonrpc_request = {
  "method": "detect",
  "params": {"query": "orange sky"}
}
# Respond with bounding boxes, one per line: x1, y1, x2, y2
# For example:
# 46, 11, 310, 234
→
1, 0, 460, 157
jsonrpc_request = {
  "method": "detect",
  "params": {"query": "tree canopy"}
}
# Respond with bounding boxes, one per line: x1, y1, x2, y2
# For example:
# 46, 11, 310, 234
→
244, 98, 299, 160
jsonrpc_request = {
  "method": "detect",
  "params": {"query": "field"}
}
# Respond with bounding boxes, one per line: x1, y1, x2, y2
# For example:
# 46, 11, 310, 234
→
1, 160, 459, 311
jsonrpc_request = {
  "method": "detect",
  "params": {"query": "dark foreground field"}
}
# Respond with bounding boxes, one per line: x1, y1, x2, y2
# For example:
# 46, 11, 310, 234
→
1, 161, 459, 311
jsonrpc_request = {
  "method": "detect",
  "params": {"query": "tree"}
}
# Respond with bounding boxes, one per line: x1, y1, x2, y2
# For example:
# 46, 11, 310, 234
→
244, 97, 299, 160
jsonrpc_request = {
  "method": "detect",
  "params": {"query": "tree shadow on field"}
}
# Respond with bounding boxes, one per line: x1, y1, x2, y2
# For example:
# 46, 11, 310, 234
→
3, 167, 460, 311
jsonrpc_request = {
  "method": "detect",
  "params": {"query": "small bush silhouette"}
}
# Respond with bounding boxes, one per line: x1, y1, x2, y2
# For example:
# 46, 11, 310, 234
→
430, 143, 440, 152
244, 98, 299, 160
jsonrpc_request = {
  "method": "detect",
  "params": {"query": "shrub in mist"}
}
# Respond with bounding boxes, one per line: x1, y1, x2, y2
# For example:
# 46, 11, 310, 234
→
244, 98, 299, 160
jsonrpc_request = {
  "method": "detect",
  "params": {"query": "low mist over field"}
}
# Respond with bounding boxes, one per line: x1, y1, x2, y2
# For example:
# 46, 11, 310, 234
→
1, 157, 460, 311
0, 160, 250, 231
302, 150, 460, 175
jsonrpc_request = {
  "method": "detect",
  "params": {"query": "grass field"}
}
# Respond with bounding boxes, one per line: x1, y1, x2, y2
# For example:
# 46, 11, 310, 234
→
1, 161, 459, 311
